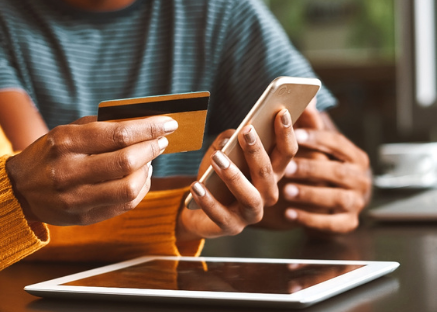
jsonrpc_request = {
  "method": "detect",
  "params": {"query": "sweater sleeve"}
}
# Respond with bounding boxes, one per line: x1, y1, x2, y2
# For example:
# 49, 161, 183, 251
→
1, 128, 203, 268
0, 127, 12, 157
0, 155, 50, 271
27, 186, 204, 263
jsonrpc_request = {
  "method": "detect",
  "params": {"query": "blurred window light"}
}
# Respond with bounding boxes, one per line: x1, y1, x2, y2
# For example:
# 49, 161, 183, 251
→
414, 0, 436, 107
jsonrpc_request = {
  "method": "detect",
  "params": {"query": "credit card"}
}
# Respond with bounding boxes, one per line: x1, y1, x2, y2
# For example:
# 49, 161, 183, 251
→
98, 92, 210, 154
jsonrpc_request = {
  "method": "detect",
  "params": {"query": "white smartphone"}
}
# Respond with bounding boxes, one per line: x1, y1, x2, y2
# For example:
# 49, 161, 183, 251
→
185, 76, 321, 210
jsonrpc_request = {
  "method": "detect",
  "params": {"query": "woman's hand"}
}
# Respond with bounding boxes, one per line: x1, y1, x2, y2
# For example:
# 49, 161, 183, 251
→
177, 109, 298, 241
6, 115, 178, 226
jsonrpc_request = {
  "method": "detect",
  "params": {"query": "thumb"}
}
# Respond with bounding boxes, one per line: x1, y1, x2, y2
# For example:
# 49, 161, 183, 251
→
198, 129, 235, 177
71, 116, 98, 125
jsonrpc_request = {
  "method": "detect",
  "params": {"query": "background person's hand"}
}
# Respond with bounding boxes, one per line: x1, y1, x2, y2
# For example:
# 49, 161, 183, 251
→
5, 115, 178, 226
257, 107, 371, 234
177, 109, 298, 241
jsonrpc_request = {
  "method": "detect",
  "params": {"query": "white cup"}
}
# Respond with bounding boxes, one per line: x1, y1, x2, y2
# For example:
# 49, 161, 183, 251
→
375, 143, 437, 188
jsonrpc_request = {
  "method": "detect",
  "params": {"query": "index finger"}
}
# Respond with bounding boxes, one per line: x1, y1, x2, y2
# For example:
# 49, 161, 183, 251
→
295, 129, 369, 167
51, 116, 178, 154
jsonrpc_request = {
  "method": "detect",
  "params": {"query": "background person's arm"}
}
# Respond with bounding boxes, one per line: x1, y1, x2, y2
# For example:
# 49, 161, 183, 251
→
0, 90, 48, 151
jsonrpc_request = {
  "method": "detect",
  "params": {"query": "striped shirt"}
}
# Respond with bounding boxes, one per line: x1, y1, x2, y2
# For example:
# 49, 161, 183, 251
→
0, 0, 336, 177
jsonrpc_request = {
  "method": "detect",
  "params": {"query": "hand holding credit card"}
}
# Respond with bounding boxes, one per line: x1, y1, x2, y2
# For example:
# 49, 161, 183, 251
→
97, 92, 210, 154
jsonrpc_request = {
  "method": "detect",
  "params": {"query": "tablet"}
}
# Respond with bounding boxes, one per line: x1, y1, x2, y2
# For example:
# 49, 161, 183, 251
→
25, 256, 399, 309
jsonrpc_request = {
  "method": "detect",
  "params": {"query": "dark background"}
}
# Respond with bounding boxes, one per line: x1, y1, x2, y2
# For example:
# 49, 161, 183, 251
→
266, 0, 417, 173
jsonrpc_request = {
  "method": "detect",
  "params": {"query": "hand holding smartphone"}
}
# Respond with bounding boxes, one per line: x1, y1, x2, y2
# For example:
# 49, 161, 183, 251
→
185, 76, 321, 210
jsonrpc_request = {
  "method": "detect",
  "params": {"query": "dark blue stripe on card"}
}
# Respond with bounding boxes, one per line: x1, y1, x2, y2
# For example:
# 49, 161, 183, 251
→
97, 96, 209, 121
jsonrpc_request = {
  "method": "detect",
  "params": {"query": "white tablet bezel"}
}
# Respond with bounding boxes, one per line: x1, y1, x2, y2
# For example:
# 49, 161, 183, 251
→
24, 256, 399, 309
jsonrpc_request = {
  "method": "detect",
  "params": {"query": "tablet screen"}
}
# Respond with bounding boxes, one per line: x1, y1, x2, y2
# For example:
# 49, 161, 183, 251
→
63, 259, 363, 295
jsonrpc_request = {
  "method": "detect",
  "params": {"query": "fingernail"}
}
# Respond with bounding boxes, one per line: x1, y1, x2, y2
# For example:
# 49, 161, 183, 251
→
295, 129, 308, 142
281, 109, 292, 128
192, 182, 206, 197
286, 209, 298, 220
284, 184, 299, 199
218, 138, 229, 150
285, 161, 297, 176
212, 150, 230, 169
147, 161, 151, 168
147, 165, 153, 179
243, 126, 256, 145
164, 120, 178, 133
158, 137, 168, 151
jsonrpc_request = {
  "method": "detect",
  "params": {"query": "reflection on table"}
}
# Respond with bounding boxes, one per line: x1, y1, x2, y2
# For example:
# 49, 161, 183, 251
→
1, 189, 437, 311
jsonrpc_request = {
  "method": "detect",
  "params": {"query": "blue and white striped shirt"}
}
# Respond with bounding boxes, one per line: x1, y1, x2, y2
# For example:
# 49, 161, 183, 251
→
0, 0, 336, 176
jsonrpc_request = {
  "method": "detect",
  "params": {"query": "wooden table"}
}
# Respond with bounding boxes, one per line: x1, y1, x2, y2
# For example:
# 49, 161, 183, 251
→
1, 191, 436, 311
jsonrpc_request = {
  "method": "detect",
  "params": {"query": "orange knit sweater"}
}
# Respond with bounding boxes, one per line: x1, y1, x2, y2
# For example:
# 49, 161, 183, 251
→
0, 130, 203, 271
